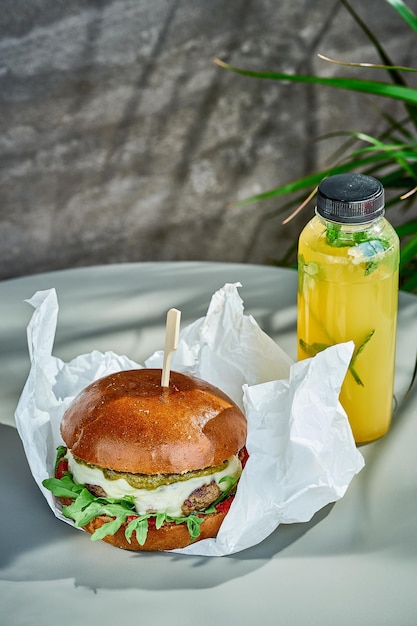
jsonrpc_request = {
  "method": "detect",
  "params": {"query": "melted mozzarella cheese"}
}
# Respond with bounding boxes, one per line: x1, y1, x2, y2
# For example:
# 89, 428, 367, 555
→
67, 451, 241, 517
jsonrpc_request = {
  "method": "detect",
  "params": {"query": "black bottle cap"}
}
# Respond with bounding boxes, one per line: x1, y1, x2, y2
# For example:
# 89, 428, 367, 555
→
316, 173, 385, 223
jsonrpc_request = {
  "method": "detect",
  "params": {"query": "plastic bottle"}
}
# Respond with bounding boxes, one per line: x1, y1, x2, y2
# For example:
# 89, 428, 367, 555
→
297, 173, 399, 443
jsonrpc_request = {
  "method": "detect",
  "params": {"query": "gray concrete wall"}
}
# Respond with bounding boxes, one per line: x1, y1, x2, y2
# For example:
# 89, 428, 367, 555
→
1, 0, 416, 279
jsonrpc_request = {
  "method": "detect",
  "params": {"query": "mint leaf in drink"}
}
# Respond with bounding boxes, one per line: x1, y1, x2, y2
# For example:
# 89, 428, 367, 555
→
299, 329, 375, 387
325, 223, 390, 275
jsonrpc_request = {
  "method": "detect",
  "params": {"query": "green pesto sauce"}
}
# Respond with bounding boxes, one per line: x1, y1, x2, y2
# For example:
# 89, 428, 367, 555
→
73, 455, 229, 490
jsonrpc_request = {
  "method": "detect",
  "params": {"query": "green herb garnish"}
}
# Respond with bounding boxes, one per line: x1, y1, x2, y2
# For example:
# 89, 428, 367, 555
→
349, 329, 375, 386
325, 223, 390, 276
42, 450, 238, 545
299, 328, 375, 387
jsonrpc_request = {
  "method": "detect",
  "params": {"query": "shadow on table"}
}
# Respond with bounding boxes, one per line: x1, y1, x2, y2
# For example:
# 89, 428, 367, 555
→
0, 424, 332, 591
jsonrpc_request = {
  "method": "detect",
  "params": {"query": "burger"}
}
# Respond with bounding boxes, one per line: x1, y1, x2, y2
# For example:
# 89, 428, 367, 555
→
42, 368, 247, 551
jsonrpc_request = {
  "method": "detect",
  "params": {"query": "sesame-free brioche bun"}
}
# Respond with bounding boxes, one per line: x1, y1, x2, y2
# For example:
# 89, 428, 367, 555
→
60, 368, 247, 475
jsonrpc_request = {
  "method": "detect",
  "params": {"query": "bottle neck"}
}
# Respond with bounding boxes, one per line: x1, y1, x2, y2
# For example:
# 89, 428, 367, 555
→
315, 208, 385, 232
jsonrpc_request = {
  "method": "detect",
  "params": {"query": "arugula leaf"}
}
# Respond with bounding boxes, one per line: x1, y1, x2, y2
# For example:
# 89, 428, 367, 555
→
44, 466, 140, 541
184, 515, 204, 541
42, 475, 84, 499
155, 512, 166, 529
42, 449, 240, 546
125, 515, 153, 545
216, 474, 238, 502
89, 514, 126, 542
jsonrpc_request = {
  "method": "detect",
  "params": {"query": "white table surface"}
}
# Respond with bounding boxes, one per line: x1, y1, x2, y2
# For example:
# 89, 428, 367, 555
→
1, 261, 417, 626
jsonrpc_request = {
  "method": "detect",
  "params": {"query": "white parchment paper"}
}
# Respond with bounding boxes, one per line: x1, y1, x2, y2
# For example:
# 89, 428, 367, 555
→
14, 283, 364, 556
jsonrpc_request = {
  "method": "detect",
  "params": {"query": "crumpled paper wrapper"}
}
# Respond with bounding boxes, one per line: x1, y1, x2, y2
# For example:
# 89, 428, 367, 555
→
14, 283, 364, 557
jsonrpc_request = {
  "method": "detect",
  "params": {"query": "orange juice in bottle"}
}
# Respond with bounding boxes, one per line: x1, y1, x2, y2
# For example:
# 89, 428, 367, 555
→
297, 173, 399, 443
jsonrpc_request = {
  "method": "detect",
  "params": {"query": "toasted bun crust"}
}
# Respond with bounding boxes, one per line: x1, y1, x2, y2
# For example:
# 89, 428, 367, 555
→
80, 506, 229, 551
61, 368, 246, 474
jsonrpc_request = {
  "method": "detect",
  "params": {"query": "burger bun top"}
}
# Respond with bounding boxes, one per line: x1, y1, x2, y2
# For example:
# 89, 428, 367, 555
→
60, 368, 247, 475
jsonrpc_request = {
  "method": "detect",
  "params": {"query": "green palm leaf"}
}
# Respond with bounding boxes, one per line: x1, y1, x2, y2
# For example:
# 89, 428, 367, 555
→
214, 59, 417, 106
385, 0, 417, 34
214, 0, 417, 291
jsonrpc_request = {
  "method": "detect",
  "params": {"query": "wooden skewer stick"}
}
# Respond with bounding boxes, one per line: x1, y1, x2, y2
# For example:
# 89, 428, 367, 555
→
161, 308, 181, 387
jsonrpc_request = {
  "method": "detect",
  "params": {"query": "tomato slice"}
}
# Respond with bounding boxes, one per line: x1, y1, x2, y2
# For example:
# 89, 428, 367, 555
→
214, 495, 234, 515
56, 458, 69, 479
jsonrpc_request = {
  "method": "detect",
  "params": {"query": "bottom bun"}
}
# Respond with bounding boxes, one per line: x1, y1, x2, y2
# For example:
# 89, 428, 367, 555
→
82, 508, 229, 551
